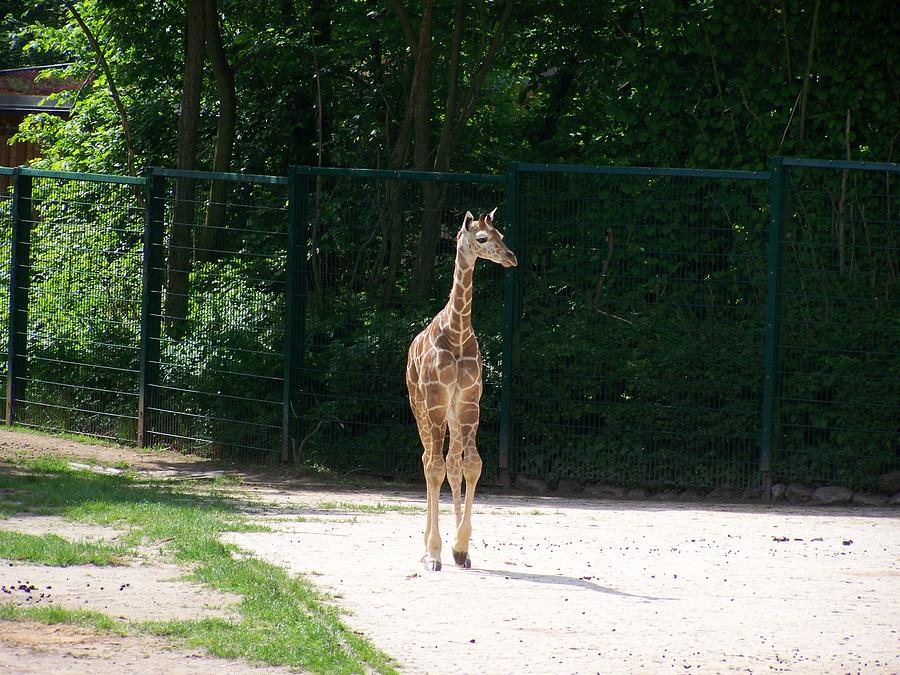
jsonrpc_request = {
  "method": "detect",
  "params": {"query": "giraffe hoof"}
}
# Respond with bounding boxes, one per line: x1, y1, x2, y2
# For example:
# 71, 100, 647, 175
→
423, 556, 442, 572
452, 549, 471, 568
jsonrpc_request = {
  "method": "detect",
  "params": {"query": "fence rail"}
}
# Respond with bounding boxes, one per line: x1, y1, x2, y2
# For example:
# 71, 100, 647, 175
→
0, 160, 896, 493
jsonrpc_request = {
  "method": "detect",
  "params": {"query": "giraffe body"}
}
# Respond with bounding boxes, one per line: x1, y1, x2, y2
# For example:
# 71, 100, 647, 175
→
406, 208, 517, 571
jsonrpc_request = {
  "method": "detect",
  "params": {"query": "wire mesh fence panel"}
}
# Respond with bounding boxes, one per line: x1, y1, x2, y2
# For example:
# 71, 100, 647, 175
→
0, 169, 12, 416
289, 170, 506, 481
144, 173, 289, 462
511, 167, 770, 488
774, 163, 899, 487
16, 173, 144, 440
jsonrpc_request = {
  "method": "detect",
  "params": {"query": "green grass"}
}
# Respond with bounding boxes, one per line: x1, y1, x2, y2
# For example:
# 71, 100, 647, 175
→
0, 459, 396, 674
0, 602, 125, 634
0, 530, 128, 566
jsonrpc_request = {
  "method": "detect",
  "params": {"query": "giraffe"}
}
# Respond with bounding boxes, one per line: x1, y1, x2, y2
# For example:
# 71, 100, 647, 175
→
406, 207, 517, 571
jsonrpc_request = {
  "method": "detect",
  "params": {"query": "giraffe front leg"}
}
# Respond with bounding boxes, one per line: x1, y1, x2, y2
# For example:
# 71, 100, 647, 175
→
451, 447, 481, 569
421, 422, 446, 571
451, 404, 481, 569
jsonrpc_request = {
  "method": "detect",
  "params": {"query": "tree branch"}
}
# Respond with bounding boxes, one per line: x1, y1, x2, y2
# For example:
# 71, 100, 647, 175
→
433, 0, 464, 171
452, 0, 516, 140
64, 2, 136, 176
798, 0, 821, 142
390, 0, 418, 56
780, 0, 792, 82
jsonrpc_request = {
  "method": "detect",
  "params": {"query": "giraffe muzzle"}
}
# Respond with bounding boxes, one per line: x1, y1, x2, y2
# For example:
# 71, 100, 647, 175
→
501, 253, 518, 268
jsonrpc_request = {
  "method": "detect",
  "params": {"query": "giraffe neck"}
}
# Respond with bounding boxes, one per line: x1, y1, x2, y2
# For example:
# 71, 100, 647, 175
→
443, 246, 476, 341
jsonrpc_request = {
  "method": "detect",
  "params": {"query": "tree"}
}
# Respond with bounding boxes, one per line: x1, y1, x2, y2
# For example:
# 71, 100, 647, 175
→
380, 0, 516, 301
166, 0, 205, 339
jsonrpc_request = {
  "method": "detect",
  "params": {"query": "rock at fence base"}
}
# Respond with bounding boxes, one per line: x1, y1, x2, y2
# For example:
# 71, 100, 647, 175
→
676, 489, 702, 502
706, 485, 743, 501
771, 483, 787, 501
625, 487, 648, 500
584, 484, 626, 499
515, 475, 549, 493
742, 486, 764, 501
785, 483, 814, 503
556, 479, 582, 496
878, 471, 900, 495
889, 491, 900, 506
851, 492, 890, 506
812, 485, 853, 505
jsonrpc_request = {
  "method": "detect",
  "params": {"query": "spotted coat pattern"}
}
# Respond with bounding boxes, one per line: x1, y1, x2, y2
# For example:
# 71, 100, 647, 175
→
406, 208, 517, 570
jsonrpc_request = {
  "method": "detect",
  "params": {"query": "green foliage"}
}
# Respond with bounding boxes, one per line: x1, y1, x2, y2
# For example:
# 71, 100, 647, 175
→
13, 1, 898, 176
17, 176, 142, 440
507, 172, 764, 487
2, 2, 897, 489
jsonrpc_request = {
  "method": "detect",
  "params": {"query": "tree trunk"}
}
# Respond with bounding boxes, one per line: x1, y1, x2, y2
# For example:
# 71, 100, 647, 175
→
404, 0, 436, 301
166, 0, 205, 340
308, 0, 333, 297
383, 0, 434, 304
198, 0, 236, 260
410, 0, 516, 302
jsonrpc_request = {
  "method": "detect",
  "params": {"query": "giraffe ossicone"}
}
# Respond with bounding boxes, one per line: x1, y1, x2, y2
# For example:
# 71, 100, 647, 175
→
406, 207, 517, 571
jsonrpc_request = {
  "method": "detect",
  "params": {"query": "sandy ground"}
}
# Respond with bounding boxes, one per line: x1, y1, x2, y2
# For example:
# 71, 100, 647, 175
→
0, 619, 301, 674
225, 494, 900, 674
1, 429, 899, 674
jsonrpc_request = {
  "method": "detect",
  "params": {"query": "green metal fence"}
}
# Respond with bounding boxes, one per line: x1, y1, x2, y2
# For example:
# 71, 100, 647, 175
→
139, 169, 290, 462
764, 159, 899, 487
6, 168, 144, 439
0, 158, 896, 492
0, 167, 12, 417
507, 164, 771, 488
285, 167, 506, 479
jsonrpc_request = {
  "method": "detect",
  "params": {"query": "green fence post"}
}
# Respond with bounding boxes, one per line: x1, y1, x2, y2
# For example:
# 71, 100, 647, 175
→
760, 157, 788, 499
498, 161, 521, 486
6, 168, 31, 425
282, 166, 310, 463
138, 169, 164, 446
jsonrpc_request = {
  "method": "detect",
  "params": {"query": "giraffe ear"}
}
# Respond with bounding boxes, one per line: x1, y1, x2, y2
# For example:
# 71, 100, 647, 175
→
462, 211, 475, 230
486, 207, 498, 225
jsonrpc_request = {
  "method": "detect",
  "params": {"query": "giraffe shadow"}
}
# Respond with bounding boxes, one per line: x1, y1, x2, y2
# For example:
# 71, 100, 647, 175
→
473, 567, 676, 601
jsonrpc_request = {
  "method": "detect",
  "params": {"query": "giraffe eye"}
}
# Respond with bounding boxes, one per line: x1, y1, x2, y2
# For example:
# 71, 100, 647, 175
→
475, 233, 489, 244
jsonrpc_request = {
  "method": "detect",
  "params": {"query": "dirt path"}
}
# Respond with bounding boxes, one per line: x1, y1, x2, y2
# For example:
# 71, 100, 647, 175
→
1, 429, 899, 673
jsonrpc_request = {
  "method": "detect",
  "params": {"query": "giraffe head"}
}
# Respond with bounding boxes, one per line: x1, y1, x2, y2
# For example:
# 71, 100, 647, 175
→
458, 208, 518, 268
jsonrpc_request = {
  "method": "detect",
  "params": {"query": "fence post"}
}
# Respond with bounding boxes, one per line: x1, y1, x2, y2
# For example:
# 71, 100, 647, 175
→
760, 157, 788, 499
138, 169, 164, 446
282, 166, 310, 463
498, 161, 522, 486
6, 168, 32, 425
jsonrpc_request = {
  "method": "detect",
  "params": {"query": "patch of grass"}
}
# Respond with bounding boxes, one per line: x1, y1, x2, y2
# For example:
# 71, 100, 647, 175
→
17, 456, 75, 474
0, 530, 128, 566
144, 556, 391, 673
0, 602, 125, 634
314, 500, 424, 515
0, 458, 396, 674
211, 474, 243, 487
